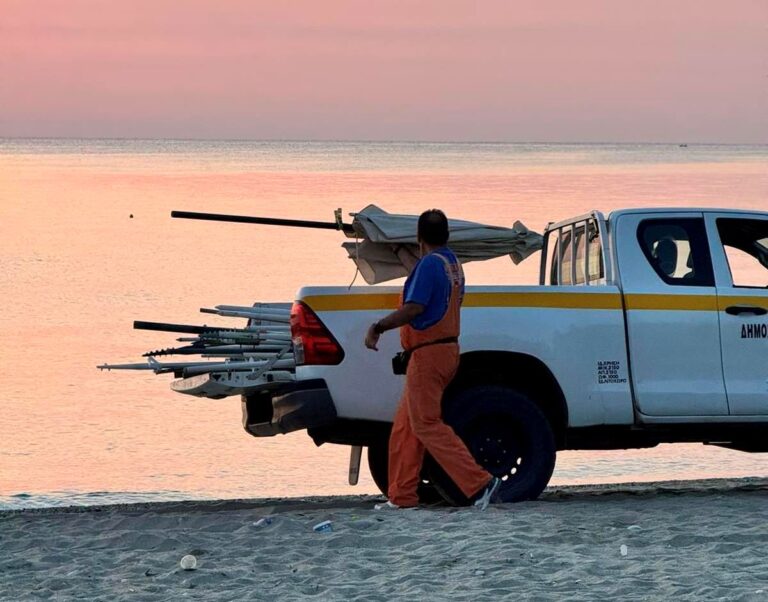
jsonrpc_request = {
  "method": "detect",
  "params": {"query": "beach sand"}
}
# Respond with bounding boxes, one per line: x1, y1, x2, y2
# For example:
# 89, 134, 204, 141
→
1, 478, 766, 601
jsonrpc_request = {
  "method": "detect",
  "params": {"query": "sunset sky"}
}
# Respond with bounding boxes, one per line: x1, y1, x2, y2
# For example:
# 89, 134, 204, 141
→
2, 0, 766, 143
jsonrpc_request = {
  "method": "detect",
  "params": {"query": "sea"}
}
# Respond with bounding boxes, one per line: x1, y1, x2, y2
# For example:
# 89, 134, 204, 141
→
1, 138, 766, 510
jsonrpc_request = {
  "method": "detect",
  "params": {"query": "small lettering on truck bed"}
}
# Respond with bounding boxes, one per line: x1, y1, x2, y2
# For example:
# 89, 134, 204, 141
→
597, 360, 627, 385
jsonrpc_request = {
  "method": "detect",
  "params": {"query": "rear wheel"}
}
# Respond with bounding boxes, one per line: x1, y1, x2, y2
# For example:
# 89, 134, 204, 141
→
367, 439, 443, 505
424, 385, 556, 505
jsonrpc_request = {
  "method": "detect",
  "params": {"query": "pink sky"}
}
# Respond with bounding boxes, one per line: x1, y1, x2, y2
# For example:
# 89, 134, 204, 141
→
2, 0, 766, 142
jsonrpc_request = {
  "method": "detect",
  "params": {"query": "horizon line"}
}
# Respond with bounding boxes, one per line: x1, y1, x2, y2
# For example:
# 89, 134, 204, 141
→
1, 135, 766, 147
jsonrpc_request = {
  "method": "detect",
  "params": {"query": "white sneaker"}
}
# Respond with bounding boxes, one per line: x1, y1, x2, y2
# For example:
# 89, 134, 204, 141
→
473, 477, 502, 511
374, 500, 402, 510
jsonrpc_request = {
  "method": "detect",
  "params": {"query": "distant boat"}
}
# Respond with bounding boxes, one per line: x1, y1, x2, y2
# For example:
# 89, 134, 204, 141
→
679, 144, 688, 148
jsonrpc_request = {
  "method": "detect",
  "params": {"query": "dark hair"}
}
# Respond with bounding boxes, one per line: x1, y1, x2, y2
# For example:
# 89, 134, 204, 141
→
417, 209, 449, 246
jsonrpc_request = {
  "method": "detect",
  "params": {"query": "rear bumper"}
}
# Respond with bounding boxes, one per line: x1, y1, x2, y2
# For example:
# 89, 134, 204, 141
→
241, 379, 338, 437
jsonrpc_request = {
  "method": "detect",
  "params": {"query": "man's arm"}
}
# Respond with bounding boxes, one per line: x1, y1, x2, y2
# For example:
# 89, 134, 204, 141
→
364, 302, 424, 351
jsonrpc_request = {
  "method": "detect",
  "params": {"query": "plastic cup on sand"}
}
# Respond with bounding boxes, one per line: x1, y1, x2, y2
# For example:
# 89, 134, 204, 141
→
313, 520, 333, 533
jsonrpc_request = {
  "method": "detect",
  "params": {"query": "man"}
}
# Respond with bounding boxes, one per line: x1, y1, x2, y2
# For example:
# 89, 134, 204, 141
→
364, 209, 501, 510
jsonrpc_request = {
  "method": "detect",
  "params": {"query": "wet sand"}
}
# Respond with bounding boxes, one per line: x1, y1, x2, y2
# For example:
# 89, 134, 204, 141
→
1, 477, 766, 601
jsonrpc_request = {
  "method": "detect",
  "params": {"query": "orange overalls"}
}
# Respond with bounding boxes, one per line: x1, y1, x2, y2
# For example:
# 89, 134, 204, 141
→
387, 253, 492, 507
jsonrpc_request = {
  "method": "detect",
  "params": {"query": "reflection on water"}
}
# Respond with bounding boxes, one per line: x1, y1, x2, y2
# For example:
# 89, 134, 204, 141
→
1, 139, 766, 509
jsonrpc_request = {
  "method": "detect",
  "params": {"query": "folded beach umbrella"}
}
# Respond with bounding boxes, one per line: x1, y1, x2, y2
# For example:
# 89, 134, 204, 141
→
170, 205, 543, 285
343, 204, 543, 284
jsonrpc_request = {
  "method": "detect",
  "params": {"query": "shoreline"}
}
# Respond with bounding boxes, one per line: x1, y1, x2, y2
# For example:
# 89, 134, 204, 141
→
3, 475, 765, 517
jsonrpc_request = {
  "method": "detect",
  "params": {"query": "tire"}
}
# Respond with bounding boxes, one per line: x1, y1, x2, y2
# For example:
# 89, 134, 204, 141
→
367, 439, 444, 505
424, 385, 556, 505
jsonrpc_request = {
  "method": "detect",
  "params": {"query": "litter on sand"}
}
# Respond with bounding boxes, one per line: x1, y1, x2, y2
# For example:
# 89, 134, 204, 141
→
179, 555, 197, 570
313, 520, 333, 533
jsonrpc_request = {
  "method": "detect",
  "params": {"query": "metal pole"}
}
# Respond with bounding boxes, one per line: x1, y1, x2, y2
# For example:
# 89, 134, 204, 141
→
539, 224, 552, 286
171, 210, 355, 234
570, 224, 577, 286
134, 321, 240, 335
584, 220, 591, 286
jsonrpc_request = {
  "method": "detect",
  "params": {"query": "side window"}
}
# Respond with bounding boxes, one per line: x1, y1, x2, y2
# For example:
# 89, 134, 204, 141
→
716, 218, 768, 288
637, 218, 714, 287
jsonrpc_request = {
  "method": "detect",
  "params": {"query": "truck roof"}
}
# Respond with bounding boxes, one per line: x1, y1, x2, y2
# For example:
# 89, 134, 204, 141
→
608, 207, 768, 220
547, 207, 767, 232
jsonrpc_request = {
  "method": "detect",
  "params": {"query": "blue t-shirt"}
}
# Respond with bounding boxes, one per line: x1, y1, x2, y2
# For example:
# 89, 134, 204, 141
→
403, 248, 464, 330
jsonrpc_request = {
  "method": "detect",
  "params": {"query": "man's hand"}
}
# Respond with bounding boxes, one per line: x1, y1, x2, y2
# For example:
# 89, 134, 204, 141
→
365, 323, 380, 351
364, 304, 424, 351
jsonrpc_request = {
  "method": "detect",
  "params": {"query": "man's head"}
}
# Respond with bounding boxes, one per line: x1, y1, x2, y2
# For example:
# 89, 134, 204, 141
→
417, 209, 449, 248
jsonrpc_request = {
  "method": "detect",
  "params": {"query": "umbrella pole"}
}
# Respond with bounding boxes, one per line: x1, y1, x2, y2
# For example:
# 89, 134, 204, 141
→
171, 210, 355, 235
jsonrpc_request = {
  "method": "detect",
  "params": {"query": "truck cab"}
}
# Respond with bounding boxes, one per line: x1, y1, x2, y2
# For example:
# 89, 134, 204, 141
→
543, 208, 768, 420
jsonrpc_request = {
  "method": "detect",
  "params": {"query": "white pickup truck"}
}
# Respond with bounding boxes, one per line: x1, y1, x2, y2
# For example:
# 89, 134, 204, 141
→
242, 207, 768, 504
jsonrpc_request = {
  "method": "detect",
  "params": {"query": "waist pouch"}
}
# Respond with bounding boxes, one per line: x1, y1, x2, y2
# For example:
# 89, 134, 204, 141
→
391, 337, 458, 375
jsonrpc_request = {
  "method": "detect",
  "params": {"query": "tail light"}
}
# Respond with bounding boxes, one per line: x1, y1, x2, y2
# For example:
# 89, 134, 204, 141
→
290, 301, 345, 365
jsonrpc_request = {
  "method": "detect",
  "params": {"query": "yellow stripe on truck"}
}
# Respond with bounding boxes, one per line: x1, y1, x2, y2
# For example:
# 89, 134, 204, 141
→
463, 292, 624, 310
717, 295, 768, 311
303, 293, 400, 312
303, 292, 623, 312
303, 291, 767, 313
625, 294, 768, 312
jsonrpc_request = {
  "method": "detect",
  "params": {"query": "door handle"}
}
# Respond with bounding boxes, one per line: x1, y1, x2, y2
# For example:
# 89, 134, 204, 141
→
725, 305, 768, 316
